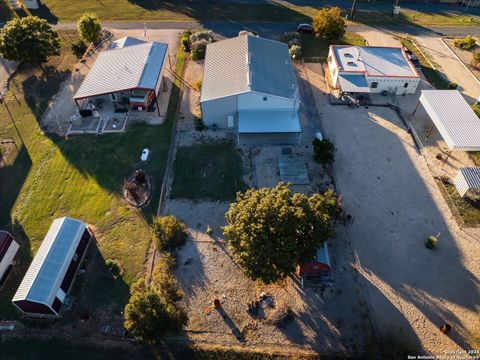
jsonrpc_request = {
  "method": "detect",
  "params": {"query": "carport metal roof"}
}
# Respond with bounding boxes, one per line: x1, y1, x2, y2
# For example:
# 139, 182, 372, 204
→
238, 110, 301, 133
418, 90, 480, 151
453, 167, 480, 197
338, 74, 371, 93
74, 42, 168, 100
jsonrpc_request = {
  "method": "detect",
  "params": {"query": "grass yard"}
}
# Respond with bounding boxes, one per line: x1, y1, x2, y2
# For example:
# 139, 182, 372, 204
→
0, 33, 184, 319
400, 37, 452, 90
41, 0, 308, 22
171, 141, 247, 201
300, 32, 366, 62
443, 182, 480, 225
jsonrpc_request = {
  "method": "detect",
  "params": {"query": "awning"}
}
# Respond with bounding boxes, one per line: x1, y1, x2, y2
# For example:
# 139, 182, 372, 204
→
338, 74, 371, 93
453, 167, 480, 197
238, 110, 301, 133
419, 90, 480, 151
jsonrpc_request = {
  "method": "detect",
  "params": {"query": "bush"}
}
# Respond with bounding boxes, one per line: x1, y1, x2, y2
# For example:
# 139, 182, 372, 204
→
71, 40, 87, 58
453, 36, 477, 50
193, 79, 202, 91
284, 31, 300, 43
194, 117, 205, 131
152, 254, 183, 303
287, 38, 300, 48
105, 258, 122, 277
190, 39, 208, 60
289, 44, 302, 60
153, 215, 188, 251
312, 7, 346, 40
425, 235, 438, 249
472, 103, 480, 118
181, 34, 190, 51
448, 82, 458, 89
313, 138, 335, 164
189, 29, 214, 43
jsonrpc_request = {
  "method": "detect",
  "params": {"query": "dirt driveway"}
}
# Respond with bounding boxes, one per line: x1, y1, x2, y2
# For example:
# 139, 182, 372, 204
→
306, 63, 480, 355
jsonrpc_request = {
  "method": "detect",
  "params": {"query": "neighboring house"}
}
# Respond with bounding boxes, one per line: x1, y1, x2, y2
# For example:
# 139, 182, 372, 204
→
0, 231, 19, 287
74, 40, 168, 115
12, 217, 92, 317
200, 34, 301, 146
327, 45, 420, 95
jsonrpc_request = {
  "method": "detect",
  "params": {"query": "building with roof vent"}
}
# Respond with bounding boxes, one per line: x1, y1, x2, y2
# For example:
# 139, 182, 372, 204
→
200, 34, 301, 146
12, 217, 92, 316
0, 231, 19, 287
327, 45, 420, 95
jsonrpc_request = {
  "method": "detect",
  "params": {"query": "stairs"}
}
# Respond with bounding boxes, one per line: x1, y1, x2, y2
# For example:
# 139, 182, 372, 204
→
9, 0, 21, 10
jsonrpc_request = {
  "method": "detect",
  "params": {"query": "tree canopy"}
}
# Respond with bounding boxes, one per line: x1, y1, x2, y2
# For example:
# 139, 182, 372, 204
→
0, 16, 60, 63
223, 183, 339, 284
312, 7, 346, 41
77, 12, 102, 44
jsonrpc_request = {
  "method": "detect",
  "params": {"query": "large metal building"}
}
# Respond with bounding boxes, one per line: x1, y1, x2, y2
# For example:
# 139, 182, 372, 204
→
12, 217, 92, 317
0, 231, 19, 286
200, 34, 301, 146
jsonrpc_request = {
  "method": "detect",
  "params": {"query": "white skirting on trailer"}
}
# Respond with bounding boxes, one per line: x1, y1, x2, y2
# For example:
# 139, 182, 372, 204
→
453, 167, 480, 197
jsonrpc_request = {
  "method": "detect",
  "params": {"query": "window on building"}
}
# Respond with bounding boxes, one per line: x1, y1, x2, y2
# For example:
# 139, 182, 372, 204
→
347, 61, 357, 67
263, 96, 268, 101
404, 82, 409, 88
371, 82, 378, 88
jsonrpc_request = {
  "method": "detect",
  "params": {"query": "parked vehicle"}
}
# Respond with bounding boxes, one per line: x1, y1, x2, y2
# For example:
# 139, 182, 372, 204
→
297, 24, 313, 34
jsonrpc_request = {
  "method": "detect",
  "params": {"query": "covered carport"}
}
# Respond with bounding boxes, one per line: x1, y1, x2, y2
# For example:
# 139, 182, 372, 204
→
237, 110, 301, 146
413, 90, 480, 164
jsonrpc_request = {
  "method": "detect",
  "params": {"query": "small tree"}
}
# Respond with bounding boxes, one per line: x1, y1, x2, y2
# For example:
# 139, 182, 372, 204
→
124, 281, 187, 343
153, 215, 188, 251
0, 16, 60, 63
313, 138, 335, 164
223, 183, 339, 283
71, 40, 87, 58
77, 12, 102, 44
453, 36, 477, 50
312, 7, 346, 41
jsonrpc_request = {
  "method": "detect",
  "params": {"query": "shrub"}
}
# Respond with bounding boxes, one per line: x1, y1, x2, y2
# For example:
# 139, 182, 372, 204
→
152, 255, 183, 303
153, 215, 188, 251
453, 36, 477, 50
105, 258, 122, 277
189, 29, 214, 43
206, 225, 213, 235
472, 103, 480, 118
181, 34, 190, 51
194, 116, 205, 131
313, 138, 335, 164
134, 169, 147, 184
425, 235, 438, 249
448, 82, 458, 89
71, 40, 87, 58
312, 7, 346, 40
472, 49, 480, 68
190, 39, 208, 60
287, 38, 300, 48
193, 79, 202, 91
289, 44, 302, 60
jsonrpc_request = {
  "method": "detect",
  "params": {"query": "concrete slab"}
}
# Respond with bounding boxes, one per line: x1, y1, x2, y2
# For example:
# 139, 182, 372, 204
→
279, 155, 310, 184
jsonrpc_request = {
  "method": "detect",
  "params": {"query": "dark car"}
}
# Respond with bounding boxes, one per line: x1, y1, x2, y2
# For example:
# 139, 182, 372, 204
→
297, 24, 314, 34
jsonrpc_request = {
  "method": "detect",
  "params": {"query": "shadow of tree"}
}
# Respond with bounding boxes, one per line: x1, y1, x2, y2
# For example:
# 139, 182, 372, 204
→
29, 4, 59, 25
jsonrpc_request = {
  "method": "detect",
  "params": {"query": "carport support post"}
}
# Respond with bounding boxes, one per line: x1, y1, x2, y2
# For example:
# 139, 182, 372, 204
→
425, 123, 435, 140
74, 99, 80, 111
442, 149, 453, 168
412, 99, 421, 119
154, 91, 160, 117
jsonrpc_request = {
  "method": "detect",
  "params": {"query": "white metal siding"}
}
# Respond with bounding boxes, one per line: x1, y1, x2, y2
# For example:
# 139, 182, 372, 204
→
237, 92, 298, 110
366, 76, 419, 95
454, 167, 480, 197
238, 132, 300, 146
0, 240, 19, 281
201, 95, 238, 127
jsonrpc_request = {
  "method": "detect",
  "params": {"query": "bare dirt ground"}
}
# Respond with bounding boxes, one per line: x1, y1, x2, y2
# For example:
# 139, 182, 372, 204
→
444, 38, 480, 85
41, 29, 180, 134
161, 60, 373, 354
305, 61, 480, 355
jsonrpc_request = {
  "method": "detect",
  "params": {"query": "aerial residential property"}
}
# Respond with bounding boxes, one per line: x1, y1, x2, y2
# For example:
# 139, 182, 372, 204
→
200, 34, 301, 146
327, 45, 420, 95
1, 1, 480, 359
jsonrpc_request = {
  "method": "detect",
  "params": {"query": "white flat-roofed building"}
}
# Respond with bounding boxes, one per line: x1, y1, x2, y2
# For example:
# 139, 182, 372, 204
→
327, 45, 420, 95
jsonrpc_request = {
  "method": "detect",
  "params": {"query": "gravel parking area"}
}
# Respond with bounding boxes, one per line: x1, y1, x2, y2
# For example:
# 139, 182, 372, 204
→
305, 62, 480, 355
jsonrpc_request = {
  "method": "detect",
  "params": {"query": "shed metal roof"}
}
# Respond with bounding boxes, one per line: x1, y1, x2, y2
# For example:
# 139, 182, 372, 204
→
333, 46, 419, 78
454, 167, 480, 197
419, 90, 480, 151
108, 36, 146, 50
201, 35, 298, 102
238, 110, 301, 133
74, 42, 168, 100
12, 217, 86, 307
338, 74, 371, 93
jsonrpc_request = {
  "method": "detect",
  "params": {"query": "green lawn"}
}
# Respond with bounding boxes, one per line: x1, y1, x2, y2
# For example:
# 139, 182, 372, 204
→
41, 0, 307, 22
0, 33, 183, 318
171, 141, 247, 201
300, 32, 366, 62
443, 182, 480, 225
400, 37, 451, 90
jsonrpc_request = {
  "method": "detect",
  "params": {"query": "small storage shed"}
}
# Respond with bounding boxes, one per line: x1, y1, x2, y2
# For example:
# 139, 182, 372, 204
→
12, 217, 92, 317
200, 34, 301, 146
0, 231, 19, 286
454, 167, 480, 197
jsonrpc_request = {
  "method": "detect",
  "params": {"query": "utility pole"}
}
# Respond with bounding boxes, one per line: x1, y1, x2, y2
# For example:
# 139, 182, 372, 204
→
350, 0, 359, 20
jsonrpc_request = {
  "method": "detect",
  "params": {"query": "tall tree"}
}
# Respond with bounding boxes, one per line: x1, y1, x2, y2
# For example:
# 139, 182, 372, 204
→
223, 183, 339, 284
312, 7, 346, 41
0, 16, 60, 63
77, 12, 102, 44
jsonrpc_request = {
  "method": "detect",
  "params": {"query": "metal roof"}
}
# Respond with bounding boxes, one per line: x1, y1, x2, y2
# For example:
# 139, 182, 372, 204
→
108, 36, 146, 50
333, 46, 419, 78
12, 217, 86, 307
74, 42, 168, 100
419, 90, 480, 151
338, 74, 371, 93
238, 110, 301, 133
454, 167, 480, 197
201, 35, 298, 102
